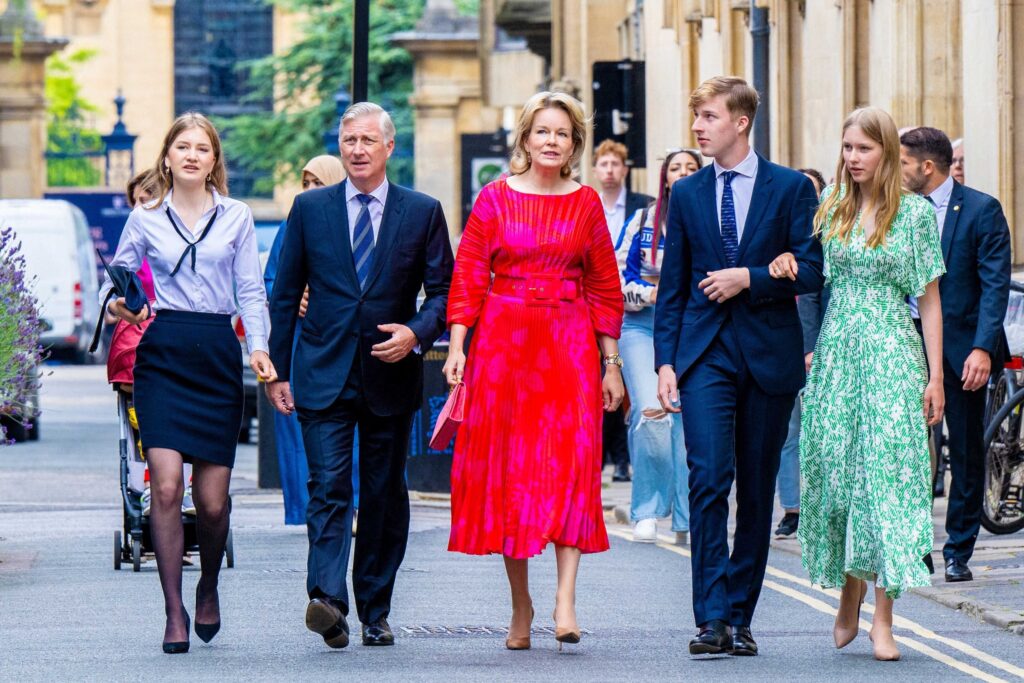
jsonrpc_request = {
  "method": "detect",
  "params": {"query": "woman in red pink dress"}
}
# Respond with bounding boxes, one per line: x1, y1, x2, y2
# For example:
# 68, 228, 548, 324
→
443, 91, 625, 651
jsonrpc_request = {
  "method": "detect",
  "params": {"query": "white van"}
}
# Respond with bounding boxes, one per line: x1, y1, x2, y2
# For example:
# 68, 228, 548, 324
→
0, 199, 101, 362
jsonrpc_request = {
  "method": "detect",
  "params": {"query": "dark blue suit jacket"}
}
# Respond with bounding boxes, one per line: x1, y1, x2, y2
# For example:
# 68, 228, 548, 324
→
654, 155, 825, 396
938, 181, 1011, 371
269, 180, 454, 415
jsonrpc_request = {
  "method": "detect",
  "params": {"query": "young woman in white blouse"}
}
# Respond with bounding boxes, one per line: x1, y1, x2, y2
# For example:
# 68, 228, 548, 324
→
103, 112, 276, 653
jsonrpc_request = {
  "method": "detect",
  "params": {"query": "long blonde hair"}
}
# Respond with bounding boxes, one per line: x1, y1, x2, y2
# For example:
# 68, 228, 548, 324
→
150, 112, 228, 208
509, 91, 588, 178
814, 107, 904, 247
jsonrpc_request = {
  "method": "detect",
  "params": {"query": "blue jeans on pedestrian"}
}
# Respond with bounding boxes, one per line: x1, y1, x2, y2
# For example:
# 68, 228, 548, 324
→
620, 308, 689, 531
776, 395, 801, 511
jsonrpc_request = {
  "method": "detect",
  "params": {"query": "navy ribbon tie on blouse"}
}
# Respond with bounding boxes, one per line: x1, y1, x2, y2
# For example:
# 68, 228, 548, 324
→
165, 207, 219, 277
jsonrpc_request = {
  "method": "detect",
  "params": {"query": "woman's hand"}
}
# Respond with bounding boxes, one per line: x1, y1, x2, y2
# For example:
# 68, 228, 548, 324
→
442, 347, 466, 387
603, 366, 624, 412
107, 296, 150, 325
768, 252, 798, 280
250, 350, 278, 383
924, 378, 945, 426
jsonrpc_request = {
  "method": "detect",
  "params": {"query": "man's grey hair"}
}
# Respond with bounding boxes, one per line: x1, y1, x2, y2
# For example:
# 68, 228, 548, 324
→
340, 102, 396, 144
951, 137, 963, 149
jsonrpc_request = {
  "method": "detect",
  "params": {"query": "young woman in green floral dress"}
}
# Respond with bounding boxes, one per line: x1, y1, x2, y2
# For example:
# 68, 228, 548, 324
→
768, 107, 946, 661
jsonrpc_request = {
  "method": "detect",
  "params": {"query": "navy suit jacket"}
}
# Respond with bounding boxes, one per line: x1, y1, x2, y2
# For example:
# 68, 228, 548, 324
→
654, 155, 825, 396
937, 181, 1011, 372
269, 180, 454, 415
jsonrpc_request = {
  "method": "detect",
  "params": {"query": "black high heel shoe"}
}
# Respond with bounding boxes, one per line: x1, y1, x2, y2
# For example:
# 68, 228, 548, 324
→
163, 608, 191, 654
195, 584, 221, 643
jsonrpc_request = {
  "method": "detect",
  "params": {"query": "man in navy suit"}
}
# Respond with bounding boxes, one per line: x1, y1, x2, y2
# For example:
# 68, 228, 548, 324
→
900, 127, 1011, 583
654, 76, 824, 656
267, 102, 453, 648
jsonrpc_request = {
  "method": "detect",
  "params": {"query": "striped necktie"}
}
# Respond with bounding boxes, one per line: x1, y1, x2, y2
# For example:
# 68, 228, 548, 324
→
720, 170, 739, 267
352, 193, 374, 289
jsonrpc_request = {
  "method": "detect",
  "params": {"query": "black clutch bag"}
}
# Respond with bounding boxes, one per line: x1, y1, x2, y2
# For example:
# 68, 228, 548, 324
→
90, 249, 151, 353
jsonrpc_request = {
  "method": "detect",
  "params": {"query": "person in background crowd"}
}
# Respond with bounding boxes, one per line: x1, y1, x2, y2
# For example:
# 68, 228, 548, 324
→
900, 126, 1011, 583
592, 139, 652, 483
655, 76, 824, 657
267, 102, 453, 650
616, 148, 700, 544
444, 91, 624, 651
773, 167, 828, 540
103, 112, 276, 653
787, 107, 945, 661
951, 138, 965, 185
264, 155, 345, 526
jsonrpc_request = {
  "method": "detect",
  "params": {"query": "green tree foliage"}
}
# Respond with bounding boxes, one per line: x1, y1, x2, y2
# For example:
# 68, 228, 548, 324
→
45, 49, 104, 187
218, 0, 428, 194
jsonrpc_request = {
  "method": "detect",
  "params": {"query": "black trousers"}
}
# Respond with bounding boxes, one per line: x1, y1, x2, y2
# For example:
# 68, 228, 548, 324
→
942, 358, 988, 563
603, 407, 629, 469
297, 358, 414, 624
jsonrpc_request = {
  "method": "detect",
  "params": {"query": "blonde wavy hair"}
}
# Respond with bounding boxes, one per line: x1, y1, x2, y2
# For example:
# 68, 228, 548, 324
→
815, 107, 905, 248
509, 91, 588, 178
150, 112, 228, 207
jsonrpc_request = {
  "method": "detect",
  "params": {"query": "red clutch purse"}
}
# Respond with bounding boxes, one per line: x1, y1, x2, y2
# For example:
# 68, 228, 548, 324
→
429, 381, 466, 451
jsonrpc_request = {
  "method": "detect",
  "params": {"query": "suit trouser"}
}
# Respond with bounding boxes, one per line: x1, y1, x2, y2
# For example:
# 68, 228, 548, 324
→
942, 358, 988, 564
297, 367, 414, 625
679, 322, 796, 627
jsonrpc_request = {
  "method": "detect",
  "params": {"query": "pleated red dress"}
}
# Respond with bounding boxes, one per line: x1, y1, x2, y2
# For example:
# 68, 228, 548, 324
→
447, 178, 624, 559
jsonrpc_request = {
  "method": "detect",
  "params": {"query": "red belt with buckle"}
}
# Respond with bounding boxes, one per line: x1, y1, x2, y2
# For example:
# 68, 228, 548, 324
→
491, 274, 583, 307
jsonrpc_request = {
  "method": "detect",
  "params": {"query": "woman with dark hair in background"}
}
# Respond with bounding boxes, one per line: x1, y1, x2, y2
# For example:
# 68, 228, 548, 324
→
102, 112, 276, 653
615, 148, 701, 544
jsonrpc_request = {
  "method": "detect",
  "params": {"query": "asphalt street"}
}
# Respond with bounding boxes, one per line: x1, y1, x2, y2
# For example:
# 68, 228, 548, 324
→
2, 366, 1023, 681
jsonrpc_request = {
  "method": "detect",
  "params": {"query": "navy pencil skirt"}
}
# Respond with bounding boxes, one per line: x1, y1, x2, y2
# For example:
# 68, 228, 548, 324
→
133, 310, 244, 468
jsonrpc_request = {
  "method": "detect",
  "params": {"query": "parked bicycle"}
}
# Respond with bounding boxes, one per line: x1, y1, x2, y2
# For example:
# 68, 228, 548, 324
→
980, 280, 1024, 534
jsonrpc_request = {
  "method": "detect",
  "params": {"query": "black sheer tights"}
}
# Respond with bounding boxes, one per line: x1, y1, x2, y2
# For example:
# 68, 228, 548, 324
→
147, 449, 231, 643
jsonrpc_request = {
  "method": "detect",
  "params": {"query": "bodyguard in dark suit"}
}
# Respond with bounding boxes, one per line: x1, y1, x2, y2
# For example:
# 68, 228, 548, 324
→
655, 77, 823, 656
267, 102, 454, 648
900, 127, 1011, 583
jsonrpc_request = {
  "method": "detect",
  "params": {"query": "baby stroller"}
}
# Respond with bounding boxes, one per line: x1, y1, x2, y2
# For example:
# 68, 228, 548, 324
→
108, 315, 234, 572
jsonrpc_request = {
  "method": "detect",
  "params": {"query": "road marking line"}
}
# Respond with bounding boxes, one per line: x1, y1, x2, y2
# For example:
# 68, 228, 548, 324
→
607, 528, 1021, 681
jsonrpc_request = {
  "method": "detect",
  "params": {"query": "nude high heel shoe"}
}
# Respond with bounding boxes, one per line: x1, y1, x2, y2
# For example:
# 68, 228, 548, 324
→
505, 607, 534, 650
833, 580, 868, 649
553, 609, 581, 650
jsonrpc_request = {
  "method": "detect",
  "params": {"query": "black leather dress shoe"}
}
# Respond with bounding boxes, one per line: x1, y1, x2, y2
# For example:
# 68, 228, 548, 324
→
362, 618, 395, 646
730, 626, 758, 656
689, 619, 732, 655
612, 462, 631, 482
305, 598, 350, 649
945, 558, 973, 582
923, 553, 935, 575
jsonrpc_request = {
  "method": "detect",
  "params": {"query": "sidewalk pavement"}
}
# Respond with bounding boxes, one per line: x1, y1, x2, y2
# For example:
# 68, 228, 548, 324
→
599, 472, 1024, 637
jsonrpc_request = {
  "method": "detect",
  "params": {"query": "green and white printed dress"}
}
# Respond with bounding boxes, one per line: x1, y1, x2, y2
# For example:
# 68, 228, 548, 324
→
798, 185, 946, 599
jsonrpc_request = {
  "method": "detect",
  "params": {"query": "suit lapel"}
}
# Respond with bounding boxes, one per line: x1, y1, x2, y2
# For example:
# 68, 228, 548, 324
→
941, 181, 964, 262
735, 156, 774, 264
325, 180, 360, 291
361, 183, 406, 292
699, 168, 727, 267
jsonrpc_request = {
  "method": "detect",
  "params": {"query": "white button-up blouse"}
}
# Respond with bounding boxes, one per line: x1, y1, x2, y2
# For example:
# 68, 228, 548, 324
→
100, 189, 270, 354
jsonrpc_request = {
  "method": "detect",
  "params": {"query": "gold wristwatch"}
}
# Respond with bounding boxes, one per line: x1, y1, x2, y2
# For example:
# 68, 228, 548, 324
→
603, 353, 623, 368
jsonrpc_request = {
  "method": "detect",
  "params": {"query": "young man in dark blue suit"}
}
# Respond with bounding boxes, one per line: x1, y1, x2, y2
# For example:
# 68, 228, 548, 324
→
654, 77, 824, 656
900, 127, 1011, 583
267, 103, 453, 648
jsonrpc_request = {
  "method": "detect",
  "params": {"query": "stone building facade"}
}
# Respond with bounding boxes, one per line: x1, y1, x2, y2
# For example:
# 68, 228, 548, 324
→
487, 0, 1023, 261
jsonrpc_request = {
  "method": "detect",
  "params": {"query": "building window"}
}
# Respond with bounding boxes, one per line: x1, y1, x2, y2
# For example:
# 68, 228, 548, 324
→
174, 0, 273, 197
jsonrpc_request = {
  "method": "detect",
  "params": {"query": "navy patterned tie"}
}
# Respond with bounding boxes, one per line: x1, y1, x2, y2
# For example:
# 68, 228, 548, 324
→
720, 170, 739, 267
351, 193, 374, 289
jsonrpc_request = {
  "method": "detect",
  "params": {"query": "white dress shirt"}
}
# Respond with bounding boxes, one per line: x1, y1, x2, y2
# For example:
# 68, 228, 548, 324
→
346, 178, 389, 243
909, 175, 954, 319
714, 147, 759, 241
603, 185, 627, 243
100, 189, 270, 354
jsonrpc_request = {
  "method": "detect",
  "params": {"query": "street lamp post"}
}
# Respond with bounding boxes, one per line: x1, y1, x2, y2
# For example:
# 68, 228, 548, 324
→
352, 0, 369, 103
101, 92, 137, 189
